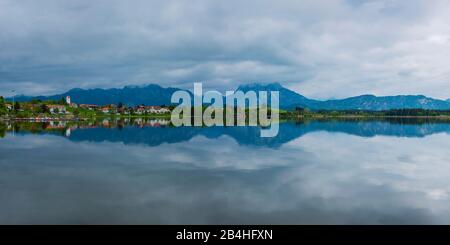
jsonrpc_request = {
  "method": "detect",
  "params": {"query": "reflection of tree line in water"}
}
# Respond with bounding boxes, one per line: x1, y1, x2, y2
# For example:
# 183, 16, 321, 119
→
0, 118, 173, 136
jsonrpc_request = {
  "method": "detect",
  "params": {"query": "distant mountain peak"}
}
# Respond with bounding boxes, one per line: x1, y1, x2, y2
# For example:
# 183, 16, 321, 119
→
349, 94, 377, 99
236, 82, 284, 91
67, 88, 84, 92
123, 83, 161, 89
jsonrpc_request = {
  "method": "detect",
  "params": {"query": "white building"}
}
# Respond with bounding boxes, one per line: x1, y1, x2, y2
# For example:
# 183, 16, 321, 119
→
146, 106, 170, 114
101, 107, 110, 114
48, 105, 67, 114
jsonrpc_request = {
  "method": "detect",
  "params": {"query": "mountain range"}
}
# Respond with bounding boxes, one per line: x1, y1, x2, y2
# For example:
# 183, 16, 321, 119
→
11, 83, 450, 111
237, 83, 450, 110
13, 84, 188, 107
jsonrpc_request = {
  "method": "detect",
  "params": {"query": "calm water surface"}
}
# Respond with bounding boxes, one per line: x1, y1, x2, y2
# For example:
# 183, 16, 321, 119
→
1, 118, 450, 224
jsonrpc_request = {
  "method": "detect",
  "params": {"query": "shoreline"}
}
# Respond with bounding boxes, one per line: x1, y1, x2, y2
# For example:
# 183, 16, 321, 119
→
0, 114, 172, 121
2, 114, 450, 122
288, 115, 450, 119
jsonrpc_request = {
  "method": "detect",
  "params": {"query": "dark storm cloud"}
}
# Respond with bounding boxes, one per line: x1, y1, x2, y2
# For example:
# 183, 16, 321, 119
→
1, 0, 450, 98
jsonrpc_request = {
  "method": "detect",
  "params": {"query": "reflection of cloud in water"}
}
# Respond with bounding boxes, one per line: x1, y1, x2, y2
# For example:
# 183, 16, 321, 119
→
0, 131, 450, 224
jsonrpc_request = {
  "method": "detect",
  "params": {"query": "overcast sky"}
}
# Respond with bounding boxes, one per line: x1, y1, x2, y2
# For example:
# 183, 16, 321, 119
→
1, 0, 450, 99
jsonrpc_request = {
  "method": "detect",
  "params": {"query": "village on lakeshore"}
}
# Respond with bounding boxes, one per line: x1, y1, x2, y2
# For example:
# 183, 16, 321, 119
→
3, 93, 450, 122
0, 95, 172, 120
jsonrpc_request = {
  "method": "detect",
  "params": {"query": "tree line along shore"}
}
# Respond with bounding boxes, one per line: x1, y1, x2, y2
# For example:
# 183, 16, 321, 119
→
2, 96, 450, 121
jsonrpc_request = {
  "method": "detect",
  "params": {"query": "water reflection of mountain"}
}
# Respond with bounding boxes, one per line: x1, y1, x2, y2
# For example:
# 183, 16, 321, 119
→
67, 121, 450, 147
4, 118, 450, 148
3, 119, 450, 147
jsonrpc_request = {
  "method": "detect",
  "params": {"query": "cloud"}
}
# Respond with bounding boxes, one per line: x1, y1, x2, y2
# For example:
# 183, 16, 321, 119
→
1, 0, 450, 99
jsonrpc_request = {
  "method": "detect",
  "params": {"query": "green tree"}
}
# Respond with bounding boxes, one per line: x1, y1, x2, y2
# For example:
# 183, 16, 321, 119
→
295, 107, 305, 113
14, 101, 20, 112
0, 108, 5, 116
41, 104, 49, 114
0, 124, 5, 138
0, 97, 5, 116
30, 99, 42, 104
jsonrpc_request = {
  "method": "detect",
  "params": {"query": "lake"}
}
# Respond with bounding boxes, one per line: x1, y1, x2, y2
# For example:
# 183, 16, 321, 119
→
1, 118, 450, 224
